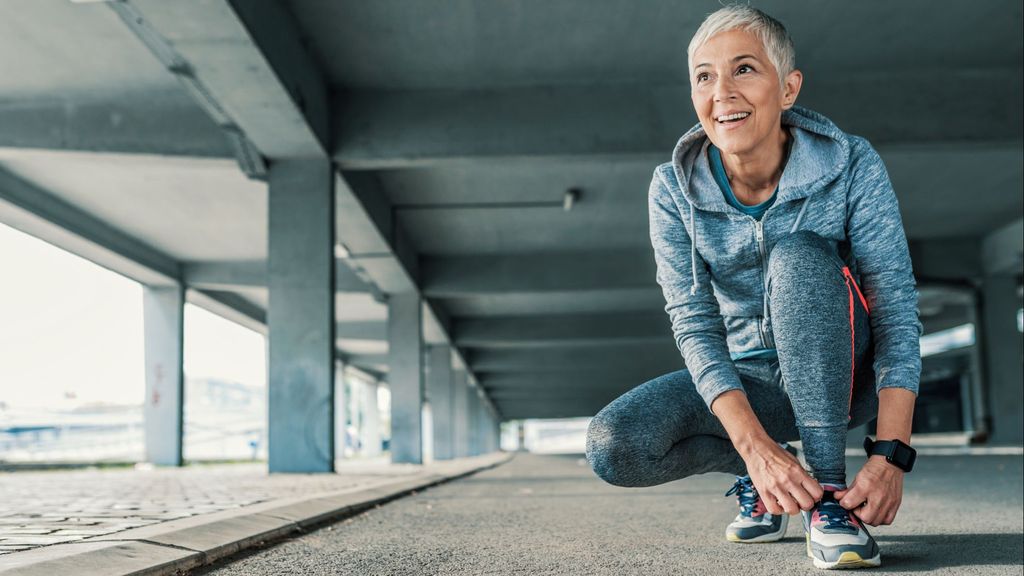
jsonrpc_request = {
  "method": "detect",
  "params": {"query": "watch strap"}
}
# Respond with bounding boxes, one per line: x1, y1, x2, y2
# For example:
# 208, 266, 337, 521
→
863, 436, 916, 473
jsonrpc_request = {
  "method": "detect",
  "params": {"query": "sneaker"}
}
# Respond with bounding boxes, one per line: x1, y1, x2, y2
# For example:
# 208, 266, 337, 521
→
724, 475, 788, 543
802, 488, 881, 569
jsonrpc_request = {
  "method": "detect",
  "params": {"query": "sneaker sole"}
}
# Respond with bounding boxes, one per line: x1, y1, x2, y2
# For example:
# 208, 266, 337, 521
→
726, 514, 789, 543
805, 533, 882, 569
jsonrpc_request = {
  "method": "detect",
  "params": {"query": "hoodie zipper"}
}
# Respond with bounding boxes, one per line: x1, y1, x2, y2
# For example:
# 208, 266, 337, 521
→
753, 219, 773, 348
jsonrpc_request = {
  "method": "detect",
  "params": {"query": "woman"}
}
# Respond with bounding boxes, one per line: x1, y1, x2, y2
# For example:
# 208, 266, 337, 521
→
585, 5, 921, 571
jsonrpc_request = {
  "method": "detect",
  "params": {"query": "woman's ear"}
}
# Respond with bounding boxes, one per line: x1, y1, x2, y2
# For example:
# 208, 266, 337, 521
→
781, 69, 803, 110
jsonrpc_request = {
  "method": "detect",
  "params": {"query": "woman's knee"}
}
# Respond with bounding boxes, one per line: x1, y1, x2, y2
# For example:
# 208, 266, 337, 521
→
585, 408, 645, 487
768, 231, 836, 274
767, 231, 844, 296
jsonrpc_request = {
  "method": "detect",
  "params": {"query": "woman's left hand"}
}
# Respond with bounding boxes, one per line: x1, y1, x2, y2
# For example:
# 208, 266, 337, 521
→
833, 457, 904, 526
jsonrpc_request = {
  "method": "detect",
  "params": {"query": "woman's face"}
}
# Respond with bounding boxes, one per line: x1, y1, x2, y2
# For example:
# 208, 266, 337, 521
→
690, 29, 799, 156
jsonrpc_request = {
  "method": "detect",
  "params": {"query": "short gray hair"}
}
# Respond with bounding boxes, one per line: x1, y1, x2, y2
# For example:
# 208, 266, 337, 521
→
687, 5, 796, 84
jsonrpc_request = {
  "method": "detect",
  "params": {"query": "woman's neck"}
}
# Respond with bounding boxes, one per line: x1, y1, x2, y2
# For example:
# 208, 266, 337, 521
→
719, 128, 789, 204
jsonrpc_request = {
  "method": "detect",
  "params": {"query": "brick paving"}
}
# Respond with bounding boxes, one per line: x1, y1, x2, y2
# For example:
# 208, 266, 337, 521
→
0, 458, 419, 555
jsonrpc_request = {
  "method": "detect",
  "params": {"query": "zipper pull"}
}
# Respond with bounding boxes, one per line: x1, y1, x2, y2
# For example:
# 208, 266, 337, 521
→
755, 220, 764, 242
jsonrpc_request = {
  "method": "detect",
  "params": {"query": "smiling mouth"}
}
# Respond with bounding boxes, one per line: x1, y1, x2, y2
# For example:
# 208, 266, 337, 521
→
716, 112, 751, 123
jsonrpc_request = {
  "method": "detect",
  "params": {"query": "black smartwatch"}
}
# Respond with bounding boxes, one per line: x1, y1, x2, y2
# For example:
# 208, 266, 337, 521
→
863, 437, 916, 473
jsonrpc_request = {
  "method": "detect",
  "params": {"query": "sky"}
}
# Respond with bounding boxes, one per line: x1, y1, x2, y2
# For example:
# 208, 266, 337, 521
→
0, 222, 265, 410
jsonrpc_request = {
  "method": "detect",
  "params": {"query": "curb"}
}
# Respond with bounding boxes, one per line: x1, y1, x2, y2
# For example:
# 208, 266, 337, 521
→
0, 452, 513, 576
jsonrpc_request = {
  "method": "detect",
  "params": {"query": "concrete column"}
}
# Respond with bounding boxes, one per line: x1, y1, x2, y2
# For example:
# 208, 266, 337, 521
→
388, 293, 423, 463
452, 370, 469, 457
143, 285, 184, 466
427, 345, 455, 460
468, 384, 480, 456
267, 159, 335, 473
334, 360, 346, 461
981, 275, 1023, 444
363, 380, 382, 456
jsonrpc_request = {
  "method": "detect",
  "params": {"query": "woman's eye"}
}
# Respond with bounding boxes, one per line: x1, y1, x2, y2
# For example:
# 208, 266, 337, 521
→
696, 72, 709, 83
736, 65, 753, 75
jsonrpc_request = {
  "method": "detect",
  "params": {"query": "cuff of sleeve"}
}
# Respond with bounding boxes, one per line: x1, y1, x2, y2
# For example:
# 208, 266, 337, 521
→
696, 363, 745, 414
875, 368, 920, 397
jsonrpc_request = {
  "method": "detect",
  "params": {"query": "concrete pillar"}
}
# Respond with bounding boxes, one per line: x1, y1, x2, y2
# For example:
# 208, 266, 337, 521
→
452, 370, 469, 457
388, 293, 423, 463
334, 360, 346, 461
427, 345, 455, 460
362, 381, 382, 457
468, 384, 480, 456
143, 285, 184, 466
981, 275, 1023, 444
267, 159, 335, 473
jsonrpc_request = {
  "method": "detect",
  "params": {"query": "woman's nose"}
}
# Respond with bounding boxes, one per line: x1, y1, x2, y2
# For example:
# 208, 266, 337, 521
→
713, 76, 737, 101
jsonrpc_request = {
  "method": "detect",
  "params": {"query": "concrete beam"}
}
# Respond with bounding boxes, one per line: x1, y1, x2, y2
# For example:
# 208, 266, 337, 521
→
186, 289, 267, 335
496, 400, 613, 420
469, 343, 681, 374
182, 260, 372, 293
343, 353, 389, 367
0, 167, 180, 286
422, 251, 656, 297
455, 312, 669, 348
335, 71, 1023, 168
982, 218, 1024, 276
480, 374, 637, 392
120, 0, 329, 158
0, 95, 232, 159
335, 321, 387, 341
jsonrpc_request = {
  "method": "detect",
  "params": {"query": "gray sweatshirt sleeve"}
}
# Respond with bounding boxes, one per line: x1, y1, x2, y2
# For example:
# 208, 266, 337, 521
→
649, 167, 745, 411
845, 137, 922, 396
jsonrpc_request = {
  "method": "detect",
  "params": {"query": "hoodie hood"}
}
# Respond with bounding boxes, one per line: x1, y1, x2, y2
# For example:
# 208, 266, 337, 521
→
671, 105, 851, 213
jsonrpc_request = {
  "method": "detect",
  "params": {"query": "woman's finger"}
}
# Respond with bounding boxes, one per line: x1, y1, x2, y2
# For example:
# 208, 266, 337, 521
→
789, 485, 816, 511
839, 485, 867, 510
802, 477, 825, 501
774, 491, 800, 516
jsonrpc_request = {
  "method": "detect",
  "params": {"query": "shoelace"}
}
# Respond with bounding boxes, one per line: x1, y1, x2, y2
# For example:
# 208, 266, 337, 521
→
724, 476, 759, 517
816, 498, 855, 531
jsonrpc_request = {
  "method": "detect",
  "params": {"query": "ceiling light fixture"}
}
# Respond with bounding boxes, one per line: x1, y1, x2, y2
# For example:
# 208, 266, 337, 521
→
563, 188, 581, 212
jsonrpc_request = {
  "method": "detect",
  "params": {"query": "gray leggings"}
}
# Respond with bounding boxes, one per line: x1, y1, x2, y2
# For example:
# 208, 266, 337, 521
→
586, 232, 878, 487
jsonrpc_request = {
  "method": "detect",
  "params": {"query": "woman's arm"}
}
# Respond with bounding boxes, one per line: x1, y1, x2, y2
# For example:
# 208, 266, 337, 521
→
835, 136, 921, 524
648, 167, 745, 410
713, 390, 824, 514
835, 388, 915, 524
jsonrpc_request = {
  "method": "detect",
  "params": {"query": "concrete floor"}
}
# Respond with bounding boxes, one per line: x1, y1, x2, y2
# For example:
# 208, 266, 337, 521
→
196, 452, 1023, 575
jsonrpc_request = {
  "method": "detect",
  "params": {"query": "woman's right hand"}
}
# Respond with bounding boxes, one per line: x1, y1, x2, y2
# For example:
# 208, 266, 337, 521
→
743, 439, 823, 515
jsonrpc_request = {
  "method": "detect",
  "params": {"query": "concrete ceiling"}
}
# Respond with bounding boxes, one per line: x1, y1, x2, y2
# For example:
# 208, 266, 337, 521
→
0, 0, 1020, 420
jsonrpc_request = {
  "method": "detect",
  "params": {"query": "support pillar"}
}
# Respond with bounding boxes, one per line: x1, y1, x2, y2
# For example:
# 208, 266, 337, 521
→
268, 159, 335, 473
981, 275, 1023, 444
388, 293, 423, 463
468, 384, 480, 456
427, 345, 455, 460
452, 370, 469, 457
143, 285, 184, 466
334, 360, 346, 461
363, 380, 382, 456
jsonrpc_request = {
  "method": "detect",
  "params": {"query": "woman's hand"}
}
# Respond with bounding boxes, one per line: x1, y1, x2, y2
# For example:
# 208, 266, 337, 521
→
834, 457, 904, 526
744, 439, 823, 515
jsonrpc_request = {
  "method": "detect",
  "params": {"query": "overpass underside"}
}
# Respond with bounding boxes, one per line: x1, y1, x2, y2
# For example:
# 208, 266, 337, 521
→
0, 1, 1020, 471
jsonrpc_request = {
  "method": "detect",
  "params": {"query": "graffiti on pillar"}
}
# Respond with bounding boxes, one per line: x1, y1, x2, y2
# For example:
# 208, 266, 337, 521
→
152, 363, 163, 406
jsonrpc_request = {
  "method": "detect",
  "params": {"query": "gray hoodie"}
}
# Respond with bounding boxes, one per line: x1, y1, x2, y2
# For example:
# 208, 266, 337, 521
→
649, 105, 921, 410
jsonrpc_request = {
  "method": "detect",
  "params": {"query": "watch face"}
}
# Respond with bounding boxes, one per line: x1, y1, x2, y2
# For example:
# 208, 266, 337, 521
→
891, 442, 916, 472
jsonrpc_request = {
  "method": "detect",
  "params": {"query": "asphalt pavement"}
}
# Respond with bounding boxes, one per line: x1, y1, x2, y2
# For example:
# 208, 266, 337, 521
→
195, 452, 1024, 575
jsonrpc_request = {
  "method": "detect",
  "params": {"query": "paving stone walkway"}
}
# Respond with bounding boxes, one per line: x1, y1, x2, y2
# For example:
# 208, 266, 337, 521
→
0, 457, 420, 555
